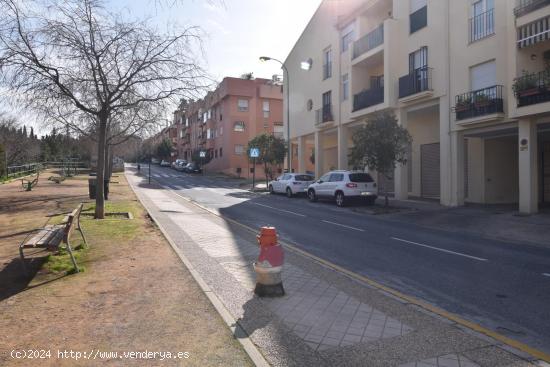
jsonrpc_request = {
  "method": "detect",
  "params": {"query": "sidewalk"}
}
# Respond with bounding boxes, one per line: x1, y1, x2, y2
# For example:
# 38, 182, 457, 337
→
126, 168, 548, 367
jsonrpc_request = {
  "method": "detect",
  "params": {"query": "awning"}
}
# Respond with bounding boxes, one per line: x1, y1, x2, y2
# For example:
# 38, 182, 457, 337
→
517, 16, 550, 48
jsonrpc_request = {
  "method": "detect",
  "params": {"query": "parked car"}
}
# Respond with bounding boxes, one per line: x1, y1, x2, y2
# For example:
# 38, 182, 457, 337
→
172, 159, 187, 169
151, 158, 160, 164
183, 162, 202, 174
268, 173, 315, 198
175, 160, 188, 171
160, 160, 171, 167
307, 171, 377, 207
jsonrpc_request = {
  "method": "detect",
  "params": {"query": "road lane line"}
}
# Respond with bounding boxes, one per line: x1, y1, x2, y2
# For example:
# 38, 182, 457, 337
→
391, 237, 488, 262
251, 202, 306, 217
543, 273, 550, 277
321, 220, 365, 232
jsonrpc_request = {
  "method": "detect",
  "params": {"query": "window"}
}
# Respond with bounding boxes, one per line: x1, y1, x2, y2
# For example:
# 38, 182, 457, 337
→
219, 148, 223, 157
329, 173, 344, 182
234, 145, 244, 155
342, 74, 349, 101
341, 23, 355, 53
323, 91, 332, 108
470, 60, 496, 91
234, 121, 245, 132
207, 128, 211, 139
238, 99, 248, 111
410, 0, 427, 34
371, 75, 384, 89
215, 149, 218, 158
319, 174, 330, 182
263, 100, 270, 118
219, 126, 223, 136
273, 124, 284, 139
295, 175, 314, 181
470, 0, 494, 42
349, 173, 374, 183
323, 48, 332, 80
409, 46, 428, 72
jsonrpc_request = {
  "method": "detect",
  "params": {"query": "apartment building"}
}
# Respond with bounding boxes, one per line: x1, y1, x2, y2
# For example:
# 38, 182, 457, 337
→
170, 77, 284, 177
285, 0, 550, 214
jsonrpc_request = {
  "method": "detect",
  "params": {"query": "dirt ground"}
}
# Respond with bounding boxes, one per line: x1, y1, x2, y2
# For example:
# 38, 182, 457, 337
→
0, 170, 252, 366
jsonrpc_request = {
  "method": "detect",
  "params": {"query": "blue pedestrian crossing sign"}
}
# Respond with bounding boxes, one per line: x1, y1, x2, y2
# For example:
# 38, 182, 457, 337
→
250, 148, 260, 158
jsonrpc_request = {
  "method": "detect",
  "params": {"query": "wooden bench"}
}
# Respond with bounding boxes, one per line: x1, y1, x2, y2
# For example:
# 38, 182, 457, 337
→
21, 171, 40, 191
48, 175, 66, 184
19, 203, 88, 276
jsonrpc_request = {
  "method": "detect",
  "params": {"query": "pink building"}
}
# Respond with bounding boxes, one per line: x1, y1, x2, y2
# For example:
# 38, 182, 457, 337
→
172, 77, 284, 178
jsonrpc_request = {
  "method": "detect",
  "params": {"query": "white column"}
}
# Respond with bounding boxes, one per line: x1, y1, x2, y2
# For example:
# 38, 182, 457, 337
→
439, 96, 456, 206
394, 108, 408, 200
297, 136, 306, 173
314, 131, 323, 179
518, 119, 539, 214
337, 125, 349, 170
450, 130, 465, 206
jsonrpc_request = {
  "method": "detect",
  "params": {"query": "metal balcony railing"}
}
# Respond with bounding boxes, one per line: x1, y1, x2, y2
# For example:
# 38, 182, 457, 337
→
353, 87, 384, 112
315, 105, 333, 124
469, 9, 494, 43
513, 69, 550, 107
398, 66, 432, 99
352, 24, 384, 59
454, 85, 504, 121
514, 0, 550, 17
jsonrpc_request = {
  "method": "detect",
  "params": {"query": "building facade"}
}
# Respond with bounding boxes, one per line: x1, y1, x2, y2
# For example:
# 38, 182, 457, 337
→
169, 77, 284, 178
285, 0, 550, 214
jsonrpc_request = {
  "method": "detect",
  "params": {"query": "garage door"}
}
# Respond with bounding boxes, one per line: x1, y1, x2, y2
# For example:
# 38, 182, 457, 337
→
544, 142, 550, 204
421, 143, 440, 198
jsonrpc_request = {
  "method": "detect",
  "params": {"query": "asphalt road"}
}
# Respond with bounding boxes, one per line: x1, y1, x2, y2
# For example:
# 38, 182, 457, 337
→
144, 165, 550, 354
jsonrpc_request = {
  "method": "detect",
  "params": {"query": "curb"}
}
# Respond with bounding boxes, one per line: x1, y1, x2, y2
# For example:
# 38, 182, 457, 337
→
159, 179, 550, 365
126, 172, 270, 367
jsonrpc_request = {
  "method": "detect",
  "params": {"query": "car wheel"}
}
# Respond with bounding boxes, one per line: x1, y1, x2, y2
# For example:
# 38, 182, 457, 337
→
269, 185, 274, 194
308, 189, 317, 202
335, 191, 346, 207
286, 187, 293, 198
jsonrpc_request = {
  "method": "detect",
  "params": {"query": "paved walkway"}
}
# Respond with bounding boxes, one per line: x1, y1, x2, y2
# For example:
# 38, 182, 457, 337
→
126, 169, 545, 367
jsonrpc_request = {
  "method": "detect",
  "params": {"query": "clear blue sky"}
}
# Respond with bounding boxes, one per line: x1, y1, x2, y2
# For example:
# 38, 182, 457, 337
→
110, 0, 322, 81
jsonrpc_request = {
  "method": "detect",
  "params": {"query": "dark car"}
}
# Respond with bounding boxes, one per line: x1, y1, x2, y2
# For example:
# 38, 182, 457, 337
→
183, 162, 202, 174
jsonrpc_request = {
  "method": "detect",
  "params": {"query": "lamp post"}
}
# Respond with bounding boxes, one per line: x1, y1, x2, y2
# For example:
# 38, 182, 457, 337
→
259, 56, 292, 173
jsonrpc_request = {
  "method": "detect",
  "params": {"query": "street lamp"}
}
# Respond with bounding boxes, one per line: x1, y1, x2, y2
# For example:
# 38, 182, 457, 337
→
259, 56, 292, 173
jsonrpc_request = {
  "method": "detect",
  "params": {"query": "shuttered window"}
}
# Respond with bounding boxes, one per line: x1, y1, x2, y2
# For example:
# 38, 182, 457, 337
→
517, 16, 550, 48
470, 60, 496, 91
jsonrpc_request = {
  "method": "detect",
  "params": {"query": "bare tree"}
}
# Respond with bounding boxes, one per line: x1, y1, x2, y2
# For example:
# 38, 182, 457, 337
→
0, 0, 207, 218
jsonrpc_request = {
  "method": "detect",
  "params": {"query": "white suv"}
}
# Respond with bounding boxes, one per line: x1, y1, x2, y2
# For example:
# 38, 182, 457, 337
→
268, 173, 315, 198
307, 171, 378, 207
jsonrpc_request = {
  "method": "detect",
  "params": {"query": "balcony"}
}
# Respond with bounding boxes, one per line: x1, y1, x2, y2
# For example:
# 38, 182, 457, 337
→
514, 0, 550, 17
513, 69, 550, 107
469, 9, 494, 43
352, 24, 384, 59
454, 85, 504, 121
353, 87, 384, 112
315, 105, 333, 125
399, 67, 432, 99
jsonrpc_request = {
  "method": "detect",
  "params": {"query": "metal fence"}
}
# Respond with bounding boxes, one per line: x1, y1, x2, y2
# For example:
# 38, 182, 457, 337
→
4, 160, 88, 180
6, 163, 42, 179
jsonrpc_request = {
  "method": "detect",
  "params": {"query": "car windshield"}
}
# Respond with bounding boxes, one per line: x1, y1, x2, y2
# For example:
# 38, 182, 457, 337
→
349, 173, 374, 183
294, 175, 314, 181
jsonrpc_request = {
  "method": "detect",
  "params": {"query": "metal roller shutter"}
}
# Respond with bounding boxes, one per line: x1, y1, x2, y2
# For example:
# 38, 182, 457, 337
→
421, 143, 440, 198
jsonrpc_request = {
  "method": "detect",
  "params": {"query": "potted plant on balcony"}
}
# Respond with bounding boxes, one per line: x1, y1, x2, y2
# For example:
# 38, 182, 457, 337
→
473, 93, 491, 108
455, 95, 472, 112
512, 70, 539, 97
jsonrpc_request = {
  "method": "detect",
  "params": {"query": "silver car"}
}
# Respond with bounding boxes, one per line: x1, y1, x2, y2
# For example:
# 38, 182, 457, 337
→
307, 170, 378, 207
268, 173, 315, 198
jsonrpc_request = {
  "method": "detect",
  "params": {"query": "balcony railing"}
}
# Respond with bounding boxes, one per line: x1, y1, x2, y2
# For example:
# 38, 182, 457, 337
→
315, 105, 333, 125
513, 69, 550, 107
410, 5, 427, 34
352, 24, 384, 59
514, 0, 550, 17
353, 87, 384, 112
469, 9, 494, 42
399, 66, 432, 99
454, 85, 504, 121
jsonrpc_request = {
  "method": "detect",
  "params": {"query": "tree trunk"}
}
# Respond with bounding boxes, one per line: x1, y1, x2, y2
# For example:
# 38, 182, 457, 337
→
265, 162, 269, 189
95, 118, 107, 219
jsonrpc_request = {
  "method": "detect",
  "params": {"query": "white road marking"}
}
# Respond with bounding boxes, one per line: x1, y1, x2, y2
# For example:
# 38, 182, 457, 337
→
153, 174, 160, 178
321, 220, 365, 232
162, 174, 170, 178
543, 273, 550, 277
391, 237, 488, 262
251, 202, 306, 217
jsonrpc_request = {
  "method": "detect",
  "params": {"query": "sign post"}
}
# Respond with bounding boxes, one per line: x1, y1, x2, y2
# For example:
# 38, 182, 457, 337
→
199, 151, 206, 175
250, 148, 260, 192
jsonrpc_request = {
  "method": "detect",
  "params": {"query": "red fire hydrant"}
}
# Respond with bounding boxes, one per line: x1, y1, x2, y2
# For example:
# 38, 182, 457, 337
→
253, 226, 285, 297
